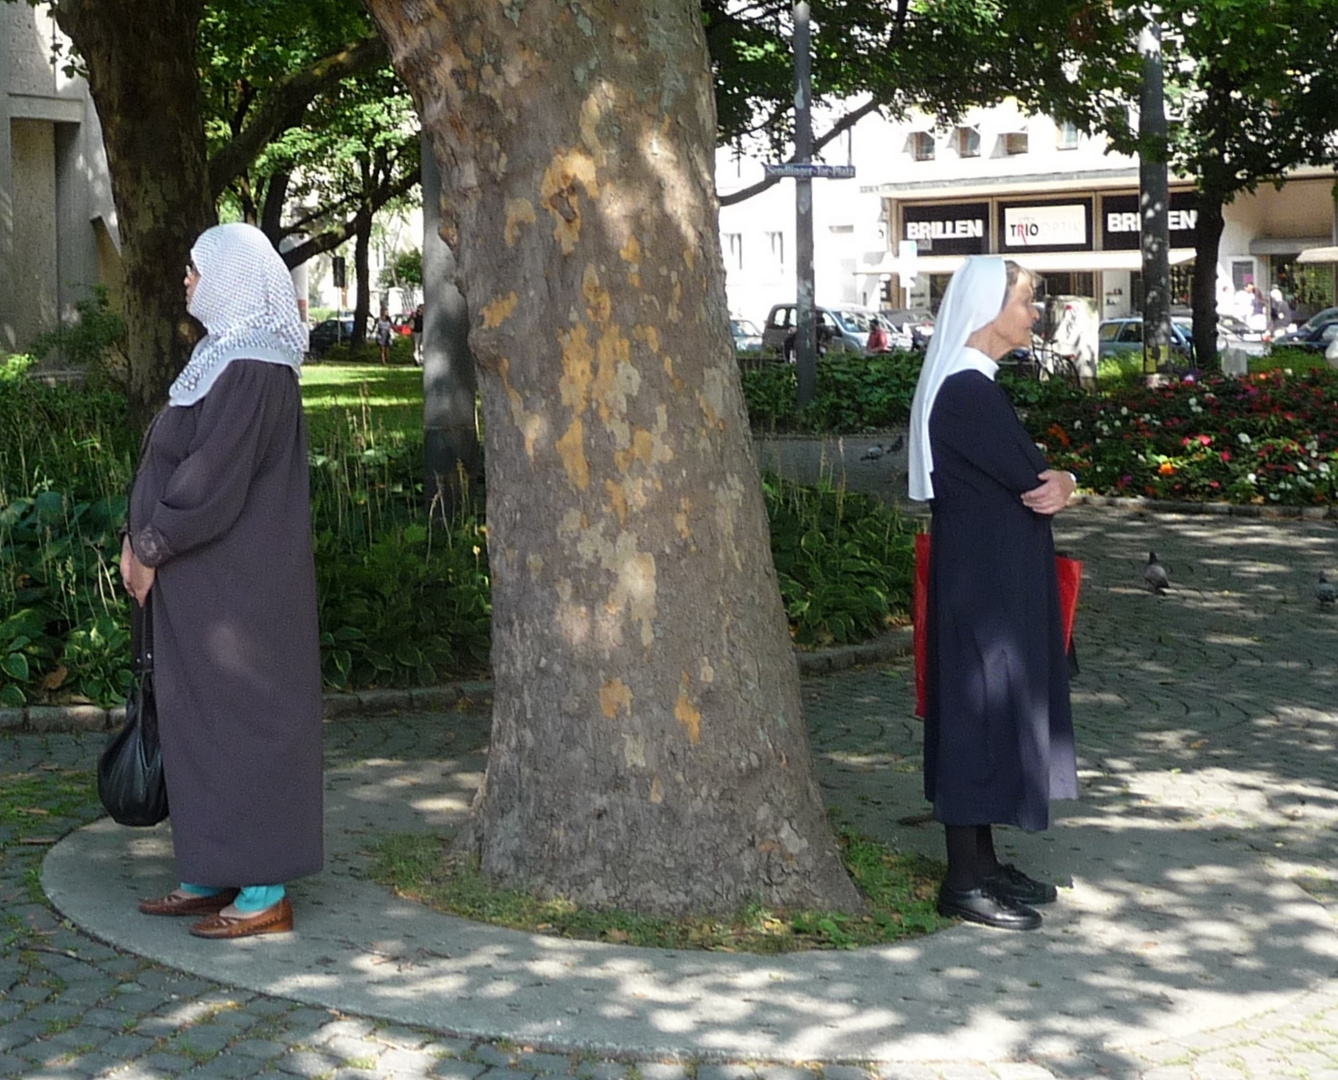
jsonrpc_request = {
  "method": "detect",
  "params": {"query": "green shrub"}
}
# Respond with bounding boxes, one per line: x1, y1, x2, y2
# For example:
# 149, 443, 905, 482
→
1251, 346, 1330, 374
742, 353, 923, 434
0, 491, 128, 706
27, 285, 128, 390
763, 474, 913, 646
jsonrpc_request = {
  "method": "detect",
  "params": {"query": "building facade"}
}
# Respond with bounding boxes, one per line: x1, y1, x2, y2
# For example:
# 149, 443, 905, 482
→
717, 103, 1338, 329
0, 3, 119, 354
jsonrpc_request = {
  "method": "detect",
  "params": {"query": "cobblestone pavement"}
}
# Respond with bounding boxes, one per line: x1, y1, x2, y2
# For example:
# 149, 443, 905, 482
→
6, 505, 1338, 1078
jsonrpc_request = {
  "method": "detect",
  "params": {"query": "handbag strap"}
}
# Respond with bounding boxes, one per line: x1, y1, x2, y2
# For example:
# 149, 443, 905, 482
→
130, 599, 154, 678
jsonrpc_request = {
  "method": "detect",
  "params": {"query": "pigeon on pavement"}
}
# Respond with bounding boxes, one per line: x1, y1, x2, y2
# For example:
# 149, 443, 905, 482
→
860, 444, 886, 461
888, 434, 904, 453
1144, 551, 1170, 593
1316, 572, 1336, 607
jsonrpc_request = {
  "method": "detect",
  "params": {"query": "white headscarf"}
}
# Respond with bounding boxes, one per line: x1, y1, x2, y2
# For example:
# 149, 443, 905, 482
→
907, 256, 1010, 501
169, 222, 308, 407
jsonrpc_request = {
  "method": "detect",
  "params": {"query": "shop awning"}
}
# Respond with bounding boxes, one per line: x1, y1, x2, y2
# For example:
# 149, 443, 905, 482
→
1297, 245, 1338, 264
852, 248, 1195, 276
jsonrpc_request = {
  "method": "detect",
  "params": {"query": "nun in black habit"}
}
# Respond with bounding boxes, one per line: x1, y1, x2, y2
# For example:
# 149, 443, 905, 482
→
907, 256, 1079, 931
120, 222, 323, 939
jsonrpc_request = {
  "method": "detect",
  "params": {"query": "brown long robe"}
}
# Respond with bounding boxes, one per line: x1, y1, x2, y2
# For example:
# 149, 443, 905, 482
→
127, 359, 323, 886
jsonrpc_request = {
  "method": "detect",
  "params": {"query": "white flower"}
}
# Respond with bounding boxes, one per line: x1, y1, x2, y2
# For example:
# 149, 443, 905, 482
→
1238, 432, 1252, 445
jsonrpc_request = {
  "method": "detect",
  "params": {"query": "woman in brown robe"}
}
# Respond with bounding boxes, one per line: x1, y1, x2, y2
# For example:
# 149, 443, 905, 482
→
120, 222, 323, 939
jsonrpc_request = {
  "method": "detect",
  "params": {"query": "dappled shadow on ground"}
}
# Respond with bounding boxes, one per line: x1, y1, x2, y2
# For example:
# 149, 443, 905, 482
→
41, 506, 1338, 1068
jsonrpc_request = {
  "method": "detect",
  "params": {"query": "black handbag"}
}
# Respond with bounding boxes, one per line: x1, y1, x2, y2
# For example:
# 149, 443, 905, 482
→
98, 602, 169, 826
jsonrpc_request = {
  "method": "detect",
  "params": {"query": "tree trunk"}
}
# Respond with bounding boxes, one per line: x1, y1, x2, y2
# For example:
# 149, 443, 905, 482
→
351, 208, 372, 349
54, 0, 215, 424
421, 134, 481, 518
365, 0, 861, 916
1191, 194, 1226, 373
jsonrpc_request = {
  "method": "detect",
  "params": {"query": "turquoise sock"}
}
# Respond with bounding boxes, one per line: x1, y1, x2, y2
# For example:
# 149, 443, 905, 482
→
179, 883, 224, 897
235, 884, 285, 912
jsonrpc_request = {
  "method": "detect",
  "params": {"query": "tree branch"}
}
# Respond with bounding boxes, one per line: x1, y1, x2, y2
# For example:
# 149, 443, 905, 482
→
718, 98, 882, 207
280, 167, 419, 268
207, 33, 388, 198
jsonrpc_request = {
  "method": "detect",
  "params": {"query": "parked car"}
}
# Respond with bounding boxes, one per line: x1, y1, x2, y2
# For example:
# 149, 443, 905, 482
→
1098, 317, 1195, 364
761, 303, 876, 360
731, 316, 764, 351
878, 308, 935, 351
1216, 313, 1267, 344
1273, 307, 1338, 351
307, 316, 359, 357
1171, 316, 1270, 359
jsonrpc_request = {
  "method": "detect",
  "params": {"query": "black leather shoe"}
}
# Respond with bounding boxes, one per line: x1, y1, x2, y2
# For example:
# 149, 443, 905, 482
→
938, 882, 1042, 930
982, 863, 1058, 906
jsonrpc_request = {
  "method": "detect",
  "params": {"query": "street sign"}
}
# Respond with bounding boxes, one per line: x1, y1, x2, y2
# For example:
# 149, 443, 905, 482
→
763, 163, 856, 180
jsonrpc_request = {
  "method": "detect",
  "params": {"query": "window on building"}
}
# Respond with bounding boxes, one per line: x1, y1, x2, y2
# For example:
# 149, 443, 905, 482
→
911, 131, 935, 161
1057, 121, 1080, 150
1043, 272, 1095, 299
1170, 263, 1195, 308
724, 232, 743, 271
829, 224, 854, 234
1004, 130, 1029, 155
956, 126, 980, 158
766, 231, 784, 268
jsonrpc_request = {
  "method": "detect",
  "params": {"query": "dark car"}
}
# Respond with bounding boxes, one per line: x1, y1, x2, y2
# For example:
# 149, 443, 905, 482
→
1273, 306, 1338, 351
307, 316, 357, 357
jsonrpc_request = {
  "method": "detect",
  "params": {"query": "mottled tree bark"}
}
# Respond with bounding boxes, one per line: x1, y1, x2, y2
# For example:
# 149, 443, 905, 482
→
365, 0, 861, 916
53, 0, 215, 424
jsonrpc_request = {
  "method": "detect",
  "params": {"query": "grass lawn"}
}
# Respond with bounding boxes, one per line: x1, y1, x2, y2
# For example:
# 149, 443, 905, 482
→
301, 362, 424, 440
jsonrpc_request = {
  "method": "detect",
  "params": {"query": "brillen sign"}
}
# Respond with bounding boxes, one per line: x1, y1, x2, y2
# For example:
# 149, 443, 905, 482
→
901, 202, 989, 255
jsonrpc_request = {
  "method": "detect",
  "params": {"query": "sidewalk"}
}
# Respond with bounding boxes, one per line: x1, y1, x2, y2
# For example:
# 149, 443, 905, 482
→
11, 503, 1338, 1078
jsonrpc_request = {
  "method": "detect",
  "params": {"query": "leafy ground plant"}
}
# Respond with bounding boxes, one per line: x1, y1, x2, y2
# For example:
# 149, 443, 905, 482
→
1026, 368, 1338, 505
368, 826, 948, 952
762, 473, 914, 645
742, 353, 923, 434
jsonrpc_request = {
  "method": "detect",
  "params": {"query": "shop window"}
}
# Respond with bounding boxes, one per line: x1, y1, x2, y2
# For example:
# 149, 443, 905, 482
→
1042, 272, 1095, 299
956, 126, 980, 158
1170, 264, 1195, 308
911, 131, 935, 161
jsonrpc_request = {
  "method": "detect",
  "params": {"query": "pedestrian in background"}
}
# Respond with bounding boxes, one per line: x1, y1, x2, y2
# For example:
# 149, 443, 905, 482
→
412, 303, 424, 365
374, 309, 394, 365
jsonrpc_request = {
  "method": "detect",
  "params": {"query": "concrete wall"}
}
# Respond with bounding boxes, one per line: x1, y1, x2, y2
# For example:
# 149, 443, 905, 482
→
0, 3, 119, 355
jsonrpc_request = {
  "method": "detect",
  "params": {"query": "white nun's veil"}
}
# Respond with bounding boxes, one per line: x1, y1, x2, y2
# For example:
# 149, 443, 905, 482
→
169, 222, 308, 407
907, 256, 1010, 501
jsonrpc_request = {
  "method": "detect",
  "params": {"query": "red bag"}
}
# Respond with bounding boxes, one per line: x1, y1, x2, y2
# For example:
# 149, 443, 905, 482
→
913, 532, 1081, 717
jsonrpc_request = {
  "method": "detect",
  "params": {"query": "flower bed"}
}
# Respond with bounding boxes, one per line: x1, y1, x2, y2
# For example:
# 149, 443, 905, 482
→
1024, 370, 1338, 506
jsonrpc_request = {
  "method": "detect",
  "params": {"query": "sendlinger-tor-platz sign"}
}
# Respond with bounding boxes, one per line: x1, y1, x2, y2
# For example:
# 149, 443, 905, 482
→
762, 163, 856, 179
